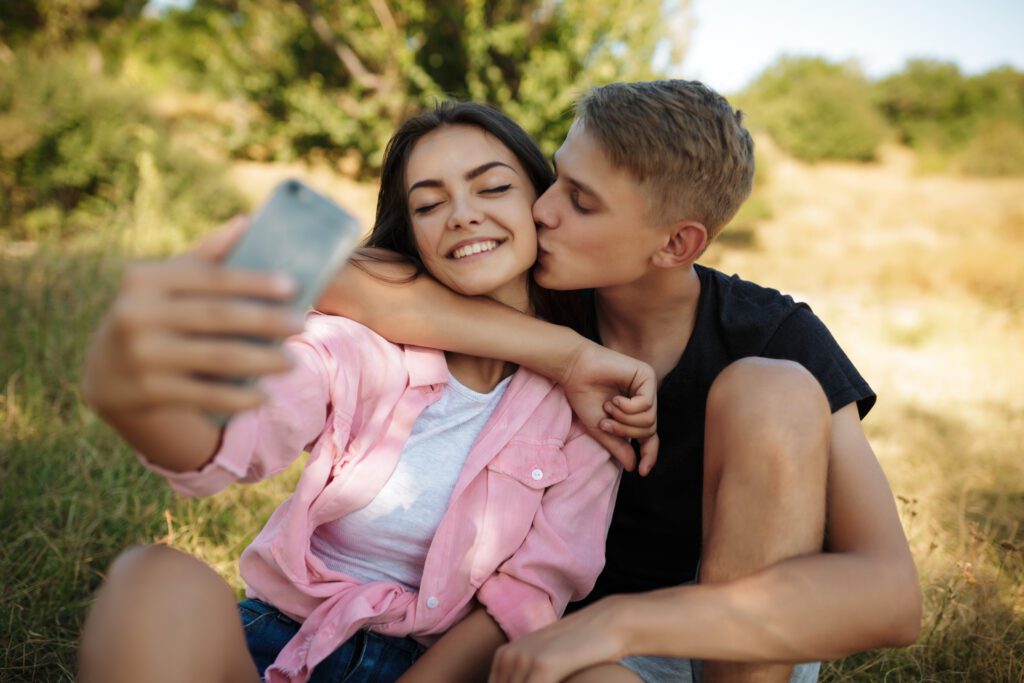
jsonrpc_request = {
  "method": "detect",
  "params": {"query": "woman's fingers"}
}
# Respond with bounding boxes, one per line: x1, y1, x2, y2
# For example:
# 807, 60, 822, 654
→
136, 373, 268, 414
609, 391, 653, 414
120, 257, 296, 304
602, 399, 656, 428
587, 428, 638, 472
131, 333, 295, 379
125, 296, 305, 340
598, 417, 656, 440
192, 214, 250, 261
637, 433, 660, 476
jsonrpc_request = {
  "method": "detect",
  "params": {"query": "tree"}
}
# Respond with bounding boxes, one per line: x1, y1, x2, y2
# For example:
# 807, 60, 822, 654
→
124, 0, 691, 172
737, 56, 889, 162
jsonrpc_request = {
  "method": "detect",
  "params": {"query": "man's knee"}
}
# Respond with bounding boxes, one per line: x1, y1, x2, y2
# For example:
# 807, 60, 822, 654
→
706, 358, 831, 482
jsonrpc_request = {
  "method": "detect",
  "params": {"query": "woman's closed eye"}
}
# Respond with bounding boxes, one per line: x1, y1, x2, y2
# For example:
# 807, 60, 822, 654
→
481, 184, 512, 195
413, 201, 442, 215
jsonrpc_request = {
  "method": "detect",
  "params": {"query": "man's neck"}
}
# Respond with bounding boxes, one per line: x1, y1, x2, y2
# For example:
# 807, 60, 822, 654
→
595, 265, 702, 383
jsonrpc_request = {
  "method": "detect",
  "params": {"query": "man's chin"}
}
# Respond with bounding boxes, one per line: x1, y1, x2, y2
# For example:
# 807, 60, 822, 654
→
534, 265, 583, 291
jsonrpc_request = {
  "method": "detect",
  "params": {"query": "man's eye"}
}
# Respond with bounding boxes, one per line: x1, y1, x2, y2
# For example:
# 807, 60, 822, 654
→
482, 184, 511, 194
413, 202, 441, 214
570, 190, 591, 214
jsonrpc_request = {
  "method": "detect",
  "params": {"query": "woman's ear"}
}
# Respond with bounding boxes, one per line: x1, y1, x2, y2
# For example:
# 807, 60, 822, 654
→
651, 221, 708, 268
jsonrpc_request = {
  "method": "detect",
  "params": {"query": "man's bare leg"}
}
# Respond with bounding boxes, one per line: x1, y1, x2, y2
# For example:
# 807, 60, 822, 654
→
700, 358, 831, 683
79, 544, 258, 683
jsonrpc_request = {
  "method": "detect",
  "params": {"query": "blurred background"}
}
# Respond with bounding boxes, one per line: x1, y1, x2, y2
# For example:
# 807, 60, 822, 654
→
1, 1, 1021, 680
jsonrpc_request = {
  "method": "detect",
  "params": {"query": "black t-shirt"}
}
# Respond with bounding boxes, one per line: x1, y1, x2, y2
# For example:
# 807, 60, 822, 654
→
574, 264, 876, 606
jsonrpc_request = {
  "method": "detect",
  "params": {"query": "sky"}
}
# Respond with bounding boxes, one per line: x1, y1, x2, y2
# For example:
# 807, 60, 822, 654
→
677, 0, 1024, 93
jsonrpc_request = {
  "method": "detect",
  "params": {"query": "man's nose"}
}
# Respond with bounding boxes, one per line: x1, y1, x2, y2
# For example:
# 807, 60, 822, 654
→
533, 187, 558, 230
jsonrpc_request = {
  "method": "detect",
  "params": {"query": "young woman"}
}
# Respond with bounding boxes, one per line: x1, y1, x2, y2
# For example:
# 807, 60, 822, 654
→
79, 102, 620, 683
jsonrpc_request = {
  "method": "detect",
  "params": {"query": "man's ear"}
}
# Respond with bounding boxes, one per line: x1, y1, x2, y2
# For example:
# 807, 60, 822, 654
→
651, 221, 707, 268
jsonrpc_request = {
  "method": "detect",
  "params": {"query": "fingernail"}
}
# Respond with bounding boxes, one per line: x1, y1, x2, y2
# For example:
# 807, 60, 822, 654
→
600, 421, 613, 433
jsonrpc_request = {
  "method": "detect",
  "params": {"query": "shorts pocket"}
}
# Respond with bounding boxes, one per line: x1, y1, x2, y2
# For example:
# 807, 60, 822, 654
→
238, 598, 280, 630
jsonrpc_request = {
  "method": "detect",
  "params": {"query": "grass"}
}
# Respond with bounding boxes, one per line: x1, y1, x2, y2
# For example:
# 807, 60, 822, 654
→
2, 148, 1024, 680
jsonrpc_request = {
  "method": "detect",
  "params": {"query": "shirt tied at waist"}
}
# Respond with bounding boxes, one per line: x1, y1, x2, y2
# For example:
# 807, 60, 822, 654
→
265, 581, 417, 683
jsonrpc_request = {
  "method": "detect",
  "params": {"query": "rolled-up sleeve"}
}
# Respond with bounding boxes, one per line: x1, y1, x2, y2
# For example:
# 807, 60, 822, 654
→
477, 426, 621, 639
139, 315, 362, 497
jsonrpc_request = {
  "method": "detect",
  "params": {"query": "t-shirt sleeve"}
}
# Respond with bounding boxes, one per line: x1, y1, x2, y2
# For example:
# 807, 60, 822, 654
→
761, 306, 876, 419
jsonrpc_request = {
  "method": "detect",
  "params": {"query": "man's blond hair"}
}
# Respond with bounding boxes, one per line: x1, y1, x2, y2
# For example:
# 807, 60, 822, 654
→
575, 80, 755, 240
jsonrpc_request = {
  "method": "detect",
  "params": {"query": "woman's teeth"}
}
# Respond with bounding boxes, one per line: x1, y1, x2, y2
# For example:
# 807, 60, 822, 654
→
451, 240, 500, 259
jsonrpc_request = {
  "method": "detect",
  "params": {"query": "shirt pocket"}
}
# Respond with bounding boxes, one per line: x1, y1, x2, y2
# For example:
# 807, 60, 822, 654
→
469, 443, 568, 586
486, 442, 569, 490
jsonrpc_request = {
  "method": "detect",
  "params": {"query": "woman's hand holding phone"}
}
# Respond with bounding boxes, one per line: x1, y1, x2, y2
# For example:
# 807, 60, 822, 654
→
82, 216, 304, 421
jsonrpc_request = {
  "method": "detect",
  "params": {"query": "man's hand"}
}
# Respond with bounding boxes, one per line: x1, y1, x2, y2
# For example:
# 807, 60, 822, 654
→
560, 339, 659, 474
82, 217, 304, 419
488, 599, 626, 683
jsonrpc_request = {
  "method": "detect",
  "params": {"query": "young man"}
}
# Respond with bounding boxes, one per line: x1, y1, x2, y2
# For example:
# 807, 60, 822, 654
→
316, 80, 921, 682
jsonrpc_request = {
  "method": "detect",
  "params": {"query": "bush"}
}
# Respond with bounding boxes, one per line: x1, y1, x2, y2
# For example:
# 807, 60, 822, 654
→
875, 60, 1024, 176
0, 48, 244, 242
958, 119, 1024, 177
737, 56, 889, 162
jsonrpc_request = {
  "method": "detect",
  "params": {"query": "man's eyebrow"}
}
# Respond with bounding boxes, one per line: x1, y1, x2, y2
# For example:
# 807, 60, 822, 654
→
551, 153, 599, 198
409, 161, 516, 193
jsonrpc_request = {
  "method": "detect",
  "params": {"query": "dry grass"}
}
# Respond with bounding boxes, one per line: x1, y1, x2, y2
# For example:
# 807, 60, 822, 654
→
2, 146, 1022, 680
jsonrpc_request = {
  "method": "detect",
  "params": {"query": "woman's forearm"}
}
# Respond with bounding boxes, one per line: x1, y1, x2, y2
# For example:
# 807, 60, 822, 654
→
399, 607, 506, 683
318, 257, 585, 382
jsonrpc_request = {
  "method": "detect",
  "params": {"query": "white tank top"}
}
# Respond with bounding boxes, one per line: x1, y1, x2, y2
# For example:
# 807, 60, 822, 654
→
309, 371, 512, 589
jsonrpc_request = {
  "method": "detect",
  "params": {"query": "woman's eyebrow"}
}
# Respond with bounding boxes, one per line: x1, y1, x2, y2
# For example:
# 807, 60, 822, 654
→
408, 161, 516, 193
465, 161, 516, 181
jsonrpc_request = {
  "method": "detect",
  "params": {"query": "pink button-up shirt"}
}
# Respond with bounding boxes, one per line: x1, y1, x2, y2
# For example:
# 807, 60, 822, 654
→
143, 314, 620, 682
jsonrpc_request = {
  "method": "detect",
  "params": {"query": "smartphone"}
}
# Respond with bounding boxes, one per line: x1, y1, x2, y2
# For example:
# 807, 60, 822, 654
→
225, 179, 362, 313
210, 179, 362, 422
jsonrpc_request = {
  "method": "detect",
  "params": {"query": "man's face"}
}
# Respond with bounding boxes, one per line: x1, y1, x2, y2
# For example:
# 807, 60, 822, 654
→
532, 122, 667, 291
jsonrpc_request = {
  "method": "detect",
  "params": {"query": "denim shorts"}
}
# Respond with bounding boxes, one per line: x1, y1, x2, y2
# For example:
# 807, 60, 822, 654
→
238, 598, 426, 683
620, 654, 820, 682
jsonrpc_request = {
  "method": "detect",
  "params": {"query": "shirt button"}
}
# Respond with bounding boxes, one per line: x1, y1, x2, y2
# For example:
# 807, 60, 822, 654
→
531, 468, 543, 481
426, 596, 439, 609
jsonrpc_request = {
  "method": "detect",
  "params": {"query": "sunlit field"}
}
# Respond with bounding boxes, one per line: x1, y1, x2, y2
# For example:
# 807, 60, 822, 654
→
2, 140, 1022, 680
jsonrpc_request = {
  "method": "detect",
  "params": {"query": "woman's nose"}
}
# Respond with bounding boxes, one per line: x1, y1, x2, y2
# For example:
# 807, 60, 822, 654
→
446, 195, 484, 230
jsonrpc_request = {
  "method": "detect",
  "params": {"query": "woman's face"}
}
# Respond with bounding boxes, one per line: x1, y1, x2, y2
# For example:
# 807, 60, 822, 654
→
405, 124, 538, 312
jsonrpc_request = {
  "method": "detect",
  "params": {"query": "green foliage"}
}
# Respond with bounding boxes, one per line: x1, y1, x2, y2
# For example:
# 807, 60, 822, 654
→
875, 60, 1024, 175
0, 0, 145, 48
737, 56, 889, 162
958, 119, 1024, 176
0, 49, 244, 242
114, 0, 685, 172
